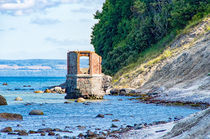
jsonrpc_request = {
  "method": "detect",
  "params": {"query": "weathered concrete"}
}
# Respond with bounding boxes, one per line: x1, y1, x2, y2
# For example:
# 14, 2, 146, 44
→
65, 51, 105, 99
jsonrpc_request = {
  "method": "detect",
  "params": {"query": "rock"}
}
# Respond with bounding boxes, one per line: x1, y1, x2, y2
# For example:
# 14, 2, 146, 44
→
38, 128, 53, 132
48, 131, 55, 136
55, 133, 61, 137
8, 132, 17, 135
78, 133, 84, 137
24, 103, 33, 106
44, 89, 51, 93
111, 124, 118, 128
53, 128, 62, 132
96, 114, 104, 118
110, 89, 120, 95
1, 127, 12, 132
0, 95, 7, 105
102, 75, 112, 92
0, 113, 23, 121
18, 130, 28, 136
29, 110, 44, 115
54, 87, 62, 92
41, 132, 45, 136
34, 90, 44, 93
64, 101, 71, 104
105, 88, 112, 95
2, 83, 8, 85
112, 119, 119, 122
174, 116, 184, 121
86, 130, 97, 137
105, 114, 113, 116
15, 96, 23, 101
23, 85, 31, 87
120, 88, 136, 96
76, 98, 86, 103
77, 125, 86, 130
28, 130, 37, 134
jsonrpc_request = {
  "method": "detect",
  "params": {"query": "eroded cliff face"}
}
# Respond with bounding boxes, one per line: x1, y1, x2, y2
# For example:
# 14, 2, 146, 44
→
113, 17, 210, 103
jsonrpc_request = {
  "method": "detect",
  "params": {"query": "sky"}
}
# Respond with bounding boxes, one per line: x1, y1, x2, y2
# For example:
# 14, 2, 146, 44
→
0, 0, 105, 59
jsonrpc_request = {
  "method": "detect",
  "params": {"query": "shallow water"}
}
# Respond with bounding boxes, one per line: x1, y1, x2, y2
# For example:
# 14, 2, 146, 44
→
0, 77, 200, 138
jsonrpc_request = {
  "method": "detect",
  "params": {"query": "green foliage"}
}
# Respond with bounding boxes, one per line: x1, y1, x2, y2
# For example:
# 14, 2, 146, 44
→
91, 0, 210, 75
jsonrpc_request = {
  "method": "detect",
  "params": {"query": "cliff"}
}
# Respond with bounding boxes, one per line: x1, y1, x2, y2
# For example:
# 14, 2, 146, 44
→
113, 17, 210, 104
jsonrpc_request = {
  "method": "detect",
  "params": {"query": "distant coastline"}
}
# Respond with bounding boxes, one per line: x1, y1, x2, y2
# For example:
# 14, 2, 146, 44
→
0, 59, 88, 77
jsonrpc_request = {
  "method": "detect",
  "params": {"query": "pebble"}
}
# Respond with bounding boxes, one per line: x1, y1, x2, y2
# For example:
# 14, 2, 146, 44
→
1, 127, 12, 132
17, 130, 28, 136
48, 131, 55, 136
111, 124, 118, 128
15, 96, 23, 101
41, 132, 45, 136
112, 119, 119, 122
96, 114, 104, 118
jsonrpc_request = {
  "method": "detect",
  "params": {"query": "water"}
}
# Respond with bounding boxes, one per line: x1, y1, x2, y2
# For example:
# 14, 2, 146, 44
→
0, 77, 200, 138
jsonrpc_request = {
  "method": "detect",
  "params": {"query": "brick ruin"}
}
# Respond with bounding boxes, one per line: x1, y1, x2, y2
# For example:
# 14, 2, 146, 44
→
65, 51, 105, 99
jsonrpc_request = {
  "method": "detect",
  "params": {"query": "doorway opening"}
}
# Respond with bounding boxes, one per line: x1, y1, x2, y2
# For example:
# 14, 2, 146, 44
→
80, 56, 90, 74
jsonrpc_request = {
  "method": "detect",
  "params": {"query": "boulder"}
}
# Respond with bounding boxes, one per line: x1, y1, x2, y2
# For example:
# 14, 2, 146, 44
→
110, 89, 120, 95
102, 75, 112, 92
0, 95, 7, 105
50, 87, 65, 94
29, 110, 44, 115
110, 88, 136, 96
1, 127, 12, 132
54, 87, 62, 92
76, 98, 86, 103
2, 83, 8, 86
44, 89, 51, 93
15, 96, 23, 101
0, 113, 23, 121
34, 90, 44, 93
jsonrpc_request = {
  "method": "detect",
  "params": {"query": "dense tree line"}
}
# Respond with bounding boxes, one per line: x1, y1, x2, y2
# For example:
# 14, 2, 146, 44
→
91, 0, 209, 75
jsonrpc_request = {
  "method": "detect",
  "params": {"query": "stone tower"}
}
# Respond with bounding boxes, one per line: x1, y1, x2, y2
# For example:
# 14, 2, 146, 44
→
65, 51, 105, 99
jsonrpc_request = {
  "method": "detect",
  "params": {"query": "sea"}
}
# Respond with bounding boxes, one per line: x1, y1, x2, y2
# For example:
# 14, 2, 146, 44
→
0, 77, 200, 138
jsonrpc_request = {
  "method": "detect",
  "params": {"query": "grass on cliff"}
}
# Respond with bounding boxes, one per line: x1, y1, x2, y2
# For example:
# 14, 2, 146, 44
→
113, 31, 176, 82
113, 14, 210, 83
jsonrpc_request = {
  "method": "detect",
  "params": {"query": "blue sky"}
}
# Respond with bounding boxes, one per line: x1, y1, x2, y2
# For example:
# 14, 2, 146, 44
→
0, 0, 105, 59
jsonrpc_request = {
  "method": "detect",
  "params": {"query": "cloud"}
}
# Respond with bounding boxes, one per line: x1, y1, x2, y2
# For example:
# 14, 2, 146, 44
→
71, 8, 93, 13
0, 0, 59, 15
45, 37, 89, 46
0, 0, 35, 10
9, 27, 16, 31
31, 18, 60, 25
79, 18, 93, 23
0, 0, 105, 15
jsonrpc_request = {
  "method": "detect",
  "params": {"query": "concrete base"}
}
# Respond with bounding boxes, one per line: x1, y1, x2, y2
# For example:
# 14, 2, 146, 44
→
65, 74, 105, 99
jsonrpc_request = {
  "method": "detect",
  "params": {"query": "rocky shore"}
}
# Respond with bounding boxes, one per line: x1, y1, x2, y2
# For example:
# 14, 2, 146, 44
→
109, 107, 210, 139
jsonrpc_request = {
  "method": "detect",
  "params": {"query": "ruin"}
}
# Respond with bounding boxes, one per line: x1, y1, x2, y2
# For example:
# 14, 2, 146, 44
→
65, 51, 105, 99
